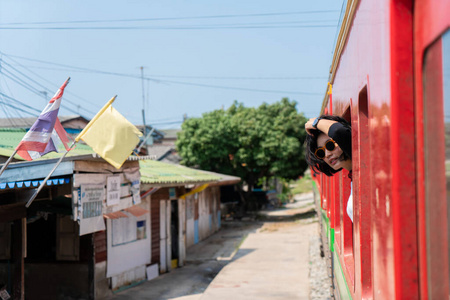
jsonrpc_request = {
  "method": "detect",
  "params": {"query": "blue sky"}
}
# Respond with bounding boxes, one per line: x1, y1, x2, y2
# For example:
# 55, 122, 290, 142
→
0, 1, 343, 128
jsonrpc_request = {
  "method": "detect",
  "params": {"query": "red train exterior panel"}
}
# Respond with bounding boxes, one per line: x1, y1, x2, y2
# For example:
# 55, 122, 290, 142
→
414, 0, 450, 298
313, 0, 450, 298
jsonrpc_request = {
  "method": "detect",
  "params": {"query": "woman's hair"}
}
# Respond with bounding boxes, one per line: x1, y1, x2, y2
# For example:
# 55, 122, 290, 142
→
305, 115, 351, 177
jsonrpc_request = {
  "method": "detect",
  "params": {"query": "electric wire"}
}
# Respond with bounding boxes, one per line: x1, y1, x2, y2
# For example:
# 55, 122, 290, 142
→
0, 57, 98, 117
331, 0, 347, 58
0, 24, 337, 30
0, 10, 341, 26
1, 53, 322, 95
0, 92, 41, 114
8, 65, 327, 81
0, 68, 93, 118
0, 97, 39, 116
2, 55, 100, 113
1, 71, 45, 99
1, 59, 55, 95
0, 73, 24, 122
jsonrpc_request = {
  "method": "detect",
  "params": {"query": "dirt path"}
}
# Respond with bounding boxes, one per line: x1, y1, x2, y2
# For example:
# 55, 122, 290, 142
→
106, 193, 326, 300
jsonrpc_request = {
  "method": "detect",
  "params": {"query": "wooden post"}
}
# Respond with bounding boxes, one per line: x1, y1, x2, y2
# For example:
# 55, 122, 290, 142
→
12, 218, 25, 300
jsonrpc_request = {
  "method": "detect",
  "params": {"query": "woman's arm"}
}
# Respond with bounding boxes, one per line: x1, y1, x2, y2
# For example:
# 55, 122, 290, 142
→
305, 117, 337, 136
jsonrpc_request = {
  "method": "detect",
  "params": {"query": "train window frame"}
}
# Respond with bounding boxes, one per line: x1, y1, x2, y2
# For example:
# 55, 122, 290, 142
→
339, 104, 355, 289
356, 85, 373, 297
421, 29, 450, 299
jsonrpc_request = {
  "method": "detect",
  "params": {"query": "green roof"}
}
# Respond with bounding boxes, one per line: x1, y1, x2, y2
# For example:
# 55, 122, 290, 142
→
0, 128, 96, 160
0, 129, 231, 186
139, 160, 221, 185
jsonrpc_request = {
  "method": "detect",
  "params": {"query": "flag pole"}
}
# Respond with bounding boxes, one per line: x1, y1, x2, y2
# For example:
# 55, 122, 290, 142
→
25, 141, 77, 208
136, 127, 155, 154
0, 150, 18, 178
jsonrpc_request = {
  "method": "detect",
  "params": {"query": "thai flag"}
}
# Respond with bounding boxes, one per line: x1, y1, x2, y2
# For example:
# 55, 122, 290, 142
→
16, 78, 72, 161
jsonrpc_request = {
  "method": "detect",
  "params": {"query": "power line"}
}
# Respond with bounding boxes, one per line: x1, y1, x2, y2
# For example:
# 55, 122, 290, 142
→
0, 94, 40, 116
154, 79, 322, 95
331, 1, 347, 61
0, 74, 25, 121
0, 10, 341, 26
5, 65, 328, 80
1, 71, 45, 98
2, 52, 323, 95
0, 56, 98, 117
2, 54, 100, 111
0, 92, 41, 114
0, 24, 337, 30
150, 120, 184, 126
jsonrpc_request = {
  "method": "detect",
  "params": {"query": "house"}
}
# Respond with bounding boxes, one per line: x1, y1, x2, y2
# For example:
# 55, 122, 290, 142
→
0, 155, 145, 300
94, 160, 241, 298
0, 128, 240, 299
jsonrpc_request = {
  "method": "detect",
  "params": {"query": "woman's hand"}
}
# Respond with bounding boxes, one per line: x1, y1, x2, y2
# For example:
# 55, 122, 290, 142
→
305, 117, 337, 136
305, 118, 318, 135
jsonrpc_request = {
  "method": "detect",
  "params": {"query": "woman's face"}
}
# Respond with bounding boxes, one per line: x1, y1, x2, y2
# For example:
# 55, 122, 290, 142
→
317, 133, 352, 171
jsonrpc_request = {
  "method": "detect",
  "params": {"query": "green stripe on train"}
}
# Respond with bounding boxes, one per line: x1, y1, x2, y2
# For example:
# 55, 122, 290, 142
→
333, 251, 353, 299
321, 210, 334, 252
314, 181, 350, 297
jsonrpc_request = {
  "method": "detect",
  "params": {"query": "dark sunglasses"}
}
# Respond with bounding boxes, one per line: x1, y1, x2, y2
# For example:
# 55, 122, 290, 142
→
315, 139, 336, 159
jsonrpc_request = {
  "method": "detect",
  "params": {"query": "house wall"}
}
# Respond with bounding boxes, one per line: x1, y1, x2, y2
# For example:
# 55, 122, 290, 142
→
186, 194, 196, 247
94, 231, 109, 299
186, 186, 221, 248
148, 186, 185, 272
95, 200, 151, 298
61, 118, 88, 129
106, 200, 151, 290
150, 189, 168, 265
93, 184, 221, 298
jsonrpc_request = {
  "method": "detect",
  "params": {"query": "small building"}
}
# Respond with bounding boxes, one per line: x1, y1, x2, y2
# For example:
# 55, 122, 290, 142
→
0, 155, 146, 300
0, 137, 240, 299
94, 160, 241, 298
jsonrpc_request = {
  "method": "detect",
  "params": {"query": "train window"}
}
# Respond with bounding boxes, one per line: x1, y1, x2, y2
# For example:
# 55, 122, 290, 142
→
422, 29, 450, 298
357, 86, 372, 296
341, 105, 352, 251
325, 105, 355, 289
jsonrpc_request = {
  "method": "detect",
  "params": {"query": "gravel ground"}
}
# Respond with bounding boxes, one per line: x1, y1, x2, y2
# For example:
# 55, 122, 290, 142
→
309, 229, 332, 300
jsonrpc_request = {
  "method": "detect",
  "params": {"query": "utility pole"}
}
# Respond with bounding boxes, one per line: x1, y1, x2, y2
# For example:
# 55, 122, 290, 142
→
141, 66, 148, 153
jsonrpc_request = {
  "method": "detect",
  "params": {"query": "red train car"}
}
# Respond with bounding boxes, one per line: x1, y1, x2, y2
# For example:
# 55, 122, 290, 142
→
313, 0, 450, 298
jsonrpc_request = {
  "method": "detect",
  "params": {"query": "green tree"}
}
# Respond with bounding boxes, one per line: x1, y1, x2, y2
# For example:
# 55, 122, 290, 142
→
176, 98, 308, 193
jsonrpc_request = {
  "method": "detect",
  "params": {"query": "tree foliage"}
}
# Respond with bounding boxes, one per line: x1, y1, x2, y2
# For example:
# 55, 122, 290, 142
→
176, 98, 308, 190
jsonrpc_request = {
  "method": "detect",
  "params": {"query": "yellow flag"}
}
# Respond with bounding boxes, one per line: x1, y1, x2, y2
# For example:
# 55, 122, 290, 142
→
76, 96, 143, 169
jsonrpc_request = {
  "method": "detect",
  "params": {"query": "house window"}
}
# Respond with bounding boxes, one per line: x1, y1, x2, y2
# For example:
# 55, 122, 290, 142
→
111, 212, 147, 246
169, 188, 177, 199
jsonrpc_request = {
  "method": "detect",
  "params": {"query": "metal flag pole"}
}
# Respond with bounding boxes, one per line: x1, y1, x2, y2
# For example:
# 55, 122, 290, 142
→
136, 127, 155, 154
25, 141, 77, 208
0, 149, 18, 178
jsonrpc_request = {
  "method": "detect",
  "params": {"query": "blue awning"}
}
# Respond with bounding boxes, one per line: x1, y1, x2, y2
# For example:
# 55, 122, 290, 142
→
0, 177, 71, 190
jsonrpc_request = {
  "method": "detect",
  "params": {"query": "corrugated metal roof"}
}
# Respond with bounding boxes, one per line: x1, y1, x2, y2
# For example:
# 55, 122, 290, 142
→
0, 129, 240, 187
139, 160, 221, 185
0, 116, 89, 128
0, 128, 98, 160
